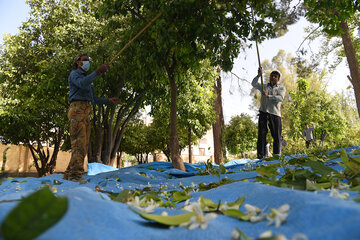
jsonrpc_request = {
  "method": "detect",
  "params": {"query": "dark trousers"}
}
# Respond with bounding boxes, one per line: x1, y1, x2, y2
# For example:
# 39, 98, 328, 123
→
257, 111, 282, 159
306, 140, 312, 148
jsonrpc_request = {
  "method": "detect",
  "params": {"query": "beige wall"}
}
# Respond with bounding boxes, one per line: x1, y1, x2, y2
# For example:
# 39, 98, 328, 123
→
0, 143, 88, 173
1, 143, 213, 174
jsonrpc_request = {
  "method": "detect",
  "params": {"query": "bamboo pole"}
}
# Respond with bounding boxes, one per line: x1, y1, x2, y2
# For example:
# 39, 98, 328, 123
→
251, 8, 264, 91
109, 12, 162, 65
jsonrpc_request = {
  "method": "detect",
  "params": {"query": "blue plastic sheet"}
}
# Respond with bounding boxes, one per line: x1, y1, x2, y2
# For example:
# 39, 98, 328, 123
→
0, 146, 359, 240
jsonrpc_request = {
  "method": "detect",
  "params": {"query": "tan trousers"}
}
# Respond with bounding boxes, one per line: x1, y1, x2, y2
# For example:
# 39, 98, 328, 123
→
64, 101, 92, 179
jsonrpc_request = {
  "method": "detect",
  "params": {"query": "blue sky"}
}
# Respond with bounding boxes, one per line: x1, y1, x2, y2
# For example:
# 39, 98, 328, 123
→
0, 0, 30, 43
0, 0, 351, 122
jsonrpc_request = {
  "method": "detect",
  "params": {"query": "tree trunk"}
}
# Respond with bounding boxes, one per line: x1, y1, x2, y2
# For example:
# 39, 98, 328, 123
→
28, 144, 48, 177
2, 146, 10, 172
27, 127, 63, 177
101, 106, 112, 165
188, 124, 192, 164
89, 89, 145, 166
212, 67, 225, 164
164, 57, 186, 171
136, 154, 140, 165
110, 93, 145, 162
163, 150, 171, 162
116, 151, 123, 168
109, 155, 116, 167
339, 20, 360, 117
88, 107, 103, 163
47, 129, 62, 174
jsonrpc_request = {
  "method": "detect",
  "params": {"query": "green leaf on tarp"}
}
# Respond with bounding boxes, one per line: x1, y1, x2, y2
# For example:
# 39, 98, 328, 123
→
303, 160, 336, 176
130, 208, 196, 226
352, 157, 360, 165
349, 157, 360, 169
340, 149, 360, 174
215, 170, 220, 180
340, 148, 352, 169
255, 176, 274, 185
222, 209, 250, 221
233, 227, 253, 240
111, 189, 133, 203
256, 165, 277, 178
352, 149, 360, 156
226, 196, 245, 210
292, 168, 312, 178
306, 179, 332, 190
7, 177, 19, 183
349, 185, 360, 191
199, 196, 218, 211
199, 182, 218, 191
1, 187, 68, 240
53, 180, 63, 185
219, 165, 227, 174
172, 191, 191, 203
142, 193, 163, 205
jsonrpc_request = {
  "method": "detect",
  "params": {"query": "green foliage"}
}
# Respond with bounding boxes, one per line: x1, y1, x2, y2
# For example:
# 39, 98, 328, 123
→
304, 1, 360, 120
286, 79, 347, 142
195, 160, 234, 191
98, 0, 302, 167
1, 187, 68, 240
147, 59, 217, 158
100, 0, 300, 70
196, 159, 227, 176
144, 111, 190, 160
339, 148, 360, 181
252, 149, 360, 191
198, 177, 234, 191
0, 0, 303, 172
305, 0, 359, 36
225, 114, 257, 156
120, 117, 155, 158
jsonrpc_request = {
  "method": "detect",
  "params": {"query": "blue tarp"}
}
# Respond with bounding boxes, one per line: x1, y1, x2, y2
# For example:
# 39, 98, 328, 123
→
0, 146, 360, 240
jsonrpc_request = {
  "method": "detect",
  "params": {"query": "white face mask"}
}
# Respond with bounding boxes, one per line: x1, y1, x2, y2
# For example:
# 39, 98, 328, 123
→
81, 61, 90, 72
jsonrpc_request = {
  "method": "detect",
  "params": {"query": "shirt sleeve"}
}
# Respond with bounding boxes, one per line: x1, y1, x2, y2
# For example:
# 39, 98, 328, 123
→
91, 87, 109, 105
251, 76, 262, 91
268, 85, 285, 103
70, 71, 98, 89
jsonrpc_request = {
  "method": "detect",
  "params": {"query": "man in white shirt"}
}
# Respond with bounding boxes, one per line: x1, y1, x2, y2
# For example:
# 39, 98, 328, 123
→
251, 68, 286, 159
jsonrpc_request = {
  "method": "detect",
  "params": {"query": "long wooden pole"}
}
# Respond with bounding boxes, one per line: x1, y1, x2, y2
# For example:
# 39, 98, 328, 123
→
251, 8, 264, 91
109, 12, 162, 65
255, 40, 264, 91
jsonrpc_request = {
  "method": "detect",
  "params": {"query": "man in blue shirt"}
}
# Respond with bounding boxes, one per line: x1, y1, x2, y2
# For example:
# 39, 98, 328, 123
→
64, 54, 119, 182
